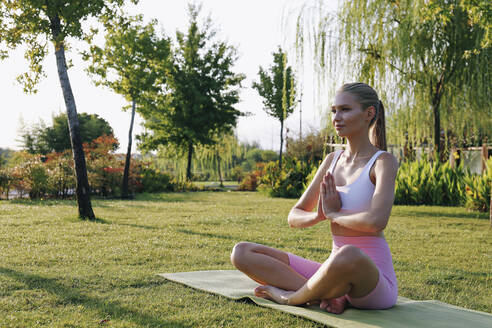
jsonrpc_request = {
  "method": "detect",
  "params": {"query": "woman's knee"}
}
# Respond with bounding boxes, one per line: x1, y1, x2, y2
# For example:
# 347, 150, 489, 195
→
328, 245, 366, 273
230, 242, 253, 269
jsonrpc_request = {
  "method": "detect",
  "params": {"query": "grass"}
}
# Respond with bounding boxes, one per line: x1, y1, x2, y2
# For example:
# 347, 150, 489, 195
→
0, 192, 491, 327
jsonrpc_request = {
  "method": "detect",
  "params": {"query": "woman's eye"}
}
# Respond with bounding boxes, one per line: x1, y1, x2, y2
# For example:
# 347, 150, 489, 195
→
342, 107, 350, 111
331, 109, 336, 114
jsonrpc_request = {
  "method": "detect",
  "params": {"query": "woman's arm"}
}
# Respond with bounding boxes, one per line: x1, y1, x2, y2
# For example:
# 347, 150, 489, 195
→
288, 152, 339, 228
321, 152, 399, 233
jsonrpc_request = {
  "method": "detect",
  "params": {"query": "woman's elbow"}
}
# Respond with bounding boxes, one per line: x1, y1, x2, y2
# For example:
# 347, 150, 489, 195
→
369, 216, 388, 232
287, 213, 296, 228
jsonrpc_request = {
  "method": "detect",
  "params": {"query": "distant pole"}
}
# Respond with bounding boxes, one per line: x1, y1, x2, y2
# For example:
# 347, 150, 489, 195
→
299, 91, 303, 141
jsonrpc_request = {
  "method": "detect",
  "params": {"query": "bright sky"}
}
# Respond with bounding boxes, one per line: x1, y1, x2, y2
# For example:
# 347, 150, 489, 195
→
0, 0, 338, 153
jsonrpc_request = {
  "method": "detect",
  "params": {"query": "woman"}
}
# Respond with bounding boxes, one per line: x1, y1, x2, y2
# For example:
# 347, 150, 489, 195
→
230, 82, 399, 314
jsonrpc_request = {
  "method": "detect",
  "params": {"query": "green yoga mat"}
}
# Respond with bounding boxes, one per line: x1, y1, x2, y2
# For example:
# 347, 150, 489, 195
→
158, 270, 492, 328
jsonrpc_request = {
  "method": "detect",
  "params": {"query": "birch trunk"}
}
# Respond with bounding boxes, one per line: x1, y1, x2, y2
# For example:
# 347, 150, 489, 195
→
51, 15, 95, 220
122, 99, 136, 199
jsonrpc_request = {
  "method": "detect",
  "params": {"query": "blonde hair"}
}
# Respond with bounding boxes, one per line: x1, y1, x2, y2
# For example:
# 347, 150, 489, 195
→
339, 82, 387, 151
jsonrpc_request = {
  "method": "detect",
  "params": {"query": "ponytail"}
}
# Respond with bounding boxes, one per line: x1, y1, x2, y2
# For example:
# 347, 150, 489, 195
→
370, 100, 387, 151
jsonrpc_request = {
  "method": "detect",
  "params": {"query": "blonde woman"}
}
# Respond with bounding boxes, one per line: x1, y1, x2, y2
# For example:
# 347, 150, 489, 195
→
231, 82, 399, 314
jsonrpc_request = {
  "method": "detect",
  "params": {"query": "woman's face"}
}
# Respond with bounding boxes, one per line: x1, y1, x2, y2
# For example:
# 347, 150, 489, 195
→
331, 91, 373, 138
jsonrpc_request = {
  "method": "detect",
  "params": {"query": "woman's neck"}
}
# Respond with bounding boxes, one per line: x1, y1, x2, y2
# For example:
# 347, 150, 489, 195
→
344, 135, 377, 163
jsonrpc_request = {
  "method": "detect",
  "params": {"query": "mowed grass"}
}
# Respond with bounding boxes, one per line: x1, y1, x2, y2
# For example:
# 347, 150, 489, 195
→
0, 192, 491, 327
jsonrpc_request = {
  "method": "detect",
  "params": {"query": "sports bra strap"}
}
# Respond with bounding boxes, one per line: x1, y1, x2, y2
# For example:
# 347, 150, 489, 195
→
328, 149, 385, 175
327, 149, 344, 174
363, 150, 385, 174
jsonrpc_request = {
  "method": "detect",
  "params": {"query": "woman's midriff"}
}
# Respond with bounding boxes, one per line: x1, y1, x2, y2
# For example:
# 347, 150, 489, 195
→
330, 221, 384, 237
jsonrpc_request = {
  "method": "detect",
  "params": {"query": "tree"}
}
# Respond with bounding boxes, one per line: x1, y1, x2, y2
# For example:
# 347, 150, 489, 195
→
295, 0, 492, 159
195, 132, 241, 187
20, 113, 115, 154
0, 0, 137, 219
252, 47, 297, 170
84, 14, 170, 198
138, 3, 244, 181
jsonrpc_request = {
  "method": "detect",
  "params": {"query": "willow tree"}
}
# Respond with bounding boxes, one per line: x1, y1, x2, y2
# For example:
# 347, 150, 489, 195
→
252, 46, 297, 170
83, 14, 170, 198
0, 0, 137, 219
138, 4, 244, 181
295, 0, 492, 158
195, 132, 241, 187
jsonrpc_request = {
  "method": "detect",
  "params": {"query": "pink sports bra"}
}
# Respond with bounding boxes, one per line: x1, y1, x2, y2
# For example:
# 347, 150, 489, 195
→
327, 149, 385, 213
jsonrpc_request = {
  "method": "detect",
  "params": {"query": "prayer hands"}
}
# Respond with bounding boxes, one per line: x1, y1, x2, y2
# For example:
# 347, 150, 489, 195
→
319, 172, 341, 220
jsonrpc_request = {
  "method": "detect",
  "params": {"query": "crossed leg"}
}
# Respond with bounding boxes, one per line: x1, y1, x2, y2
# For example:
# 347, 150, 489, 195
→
231, 242, 380, 313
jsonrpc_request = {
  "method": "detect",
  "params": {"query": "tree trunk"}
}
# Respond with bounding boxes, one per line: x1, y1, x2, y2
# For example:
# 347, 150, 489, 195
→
279, 119, 284, 170
217, 152, 223, 187
51, 15, 95, 220
122, 99, 136, 199
431, 76, 444, 161
186, 143, 193, 181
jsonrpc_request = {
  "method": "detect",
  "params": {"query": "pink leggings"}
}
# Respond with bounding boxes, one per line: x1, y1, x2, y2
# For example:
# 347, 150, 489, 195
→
288, 235, 398, 309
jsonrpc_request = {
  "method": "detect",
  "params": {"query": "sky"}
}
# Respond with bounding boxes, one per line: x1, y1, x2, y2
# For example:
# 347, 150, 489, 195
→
0, 0, 338, 153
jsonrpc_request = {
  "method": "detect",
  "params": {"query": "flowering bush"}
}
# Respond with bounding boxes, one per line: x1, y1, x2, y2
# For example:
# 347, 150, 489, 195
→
238, 163, 266, 191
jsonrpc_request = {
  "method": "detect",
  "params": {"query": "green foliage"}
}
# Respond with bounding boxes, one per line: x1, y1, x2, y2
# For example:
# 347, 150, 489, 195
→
395, 159, 468, 206
140, 167, 174, 193
0, 0, 138, 93
84, 13, 170, 103
296, 0, 492, 154
259, 158, 312, 198
394, 157, 491, 212
20, 113, 116, 154
229, 166, 245, 183
138, 4, 244, 180
252, 46, 297, 168
463, 157, 492, 212
286, 129, 326, 165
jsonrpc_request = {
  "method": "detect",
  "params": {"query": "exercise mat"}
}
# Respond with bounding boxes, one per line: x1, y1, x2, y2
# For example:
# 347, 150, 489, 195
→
158, 270, 492, 328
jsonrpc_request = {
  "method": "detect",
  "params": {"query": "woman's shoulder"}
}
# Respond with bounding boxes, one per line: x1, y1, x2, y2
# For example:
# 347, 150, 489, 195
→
374, 151, 399, 172
321, 150, 342, 167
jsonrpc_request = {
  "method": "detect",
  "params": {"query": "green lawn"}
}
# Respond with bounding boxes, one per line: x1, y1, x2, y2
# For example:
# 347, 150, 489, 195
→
0, 192, 490, 327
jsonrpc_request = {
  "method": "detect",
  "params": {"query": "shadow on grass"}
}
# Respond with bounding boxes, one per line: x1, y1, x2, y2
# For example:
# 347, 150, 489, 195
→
135, 193, 205, 203
177, 229, 236, 241
0, 267, 188, 328
63, 216, 161, 231
393, 207, 488, 220
8, 198, 75, 206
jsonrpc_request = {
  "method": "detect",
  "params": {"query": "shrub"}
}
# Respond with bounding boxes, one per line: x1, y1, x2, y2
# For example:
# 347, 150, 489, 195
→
140, 167, 174, 192
395, 159, 468, 206
44, 151, 75, 198
0, 169, 16, 199
463, 157, 492, 212
229, 165, 244, 183
238, 173, 258, 191
259, 158, 313, 198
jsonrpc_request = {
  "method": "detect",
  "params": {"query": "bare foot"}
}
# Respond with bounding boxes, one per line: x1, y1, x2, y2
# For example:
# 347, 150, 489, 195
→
254, 285, 294, 305
319, 296, 347, 314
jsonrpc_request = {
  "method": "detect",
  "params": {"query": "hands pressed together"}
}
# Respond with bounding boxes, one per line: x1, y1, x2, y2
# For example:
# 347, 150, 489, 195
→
318, 171, 342, 221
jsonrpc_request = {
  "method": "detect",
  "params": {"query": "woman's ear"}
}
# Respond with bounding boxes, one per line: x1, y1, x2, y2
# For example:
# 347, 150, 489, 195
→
366, 106, 376, 122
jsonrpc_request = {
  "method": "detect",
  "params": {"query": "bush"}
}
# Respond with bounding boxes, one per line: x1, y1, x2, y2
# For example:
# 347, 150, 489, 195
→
259, 158, 313, 198
463, 157, 492, 212
394, 159, 468, 206
238, 173, 258, 191
0, 169, 16, 199
229, 165, 244, 183
140, 167, 174, 192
